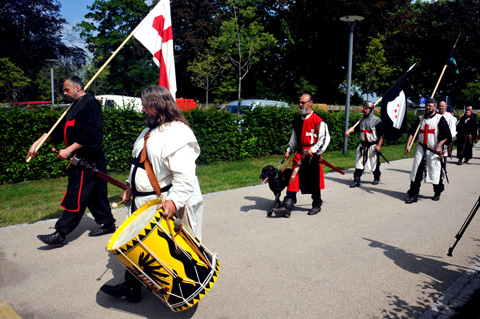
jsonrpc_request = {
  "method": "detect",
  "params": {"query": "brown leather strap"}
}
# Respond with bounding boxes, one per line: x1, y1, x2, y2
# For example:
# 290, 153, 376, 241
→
281, 151, 297, 173
139, 131, 162, 196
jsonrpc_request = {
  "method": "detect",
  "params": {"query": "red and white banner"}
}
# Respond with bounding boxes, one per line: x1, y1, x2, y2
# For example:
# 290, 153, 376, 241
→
133, 0, 176, 98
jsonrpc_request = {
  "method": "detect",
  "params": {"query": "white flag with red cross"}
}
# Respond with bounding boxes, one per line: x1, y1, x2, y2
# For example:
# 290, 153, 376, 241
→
133, 0, 176, 98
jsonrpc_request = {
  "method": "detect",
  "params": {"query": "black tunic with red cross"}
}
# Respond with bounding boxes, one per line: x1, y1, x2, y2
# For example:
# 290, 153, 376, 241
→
50, 94, 112, 220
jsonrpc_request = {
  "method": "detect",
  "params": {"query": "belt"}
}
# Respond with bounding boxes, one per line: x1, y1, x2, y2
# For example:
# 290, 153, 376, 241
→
133, 184, 172, 197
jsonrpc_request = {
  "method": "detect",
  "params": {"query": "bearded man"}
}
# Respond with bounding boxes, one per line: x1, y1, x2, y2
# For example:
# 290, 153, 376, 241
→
100, 85, 203, 302
405, 98, 452, 203
272, 94, 330, 218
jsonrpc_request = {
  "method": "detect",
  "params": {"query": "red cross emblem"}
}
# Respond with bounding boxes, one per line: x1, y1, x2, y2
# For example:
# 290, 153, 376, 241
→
420, 124, 435, 146
152, 15, 173, 88
361, 128, 373, 141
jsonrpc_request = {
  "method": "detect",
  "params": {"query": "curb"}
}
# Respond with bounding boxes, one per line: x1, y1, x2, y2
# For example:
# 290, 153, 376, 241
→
419, 258, 480, 319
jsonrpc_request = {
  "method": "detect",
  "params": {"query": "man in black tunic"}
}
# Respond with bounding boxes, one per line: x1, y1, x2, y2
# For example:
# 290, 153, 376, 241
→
27, 76, 116, 246
456, 106, 478, 165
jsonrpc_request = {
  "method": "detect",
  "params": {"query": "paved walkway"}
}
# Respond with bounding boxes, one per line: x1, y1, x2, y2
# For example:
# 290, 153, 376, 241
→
1, 146, 480, 319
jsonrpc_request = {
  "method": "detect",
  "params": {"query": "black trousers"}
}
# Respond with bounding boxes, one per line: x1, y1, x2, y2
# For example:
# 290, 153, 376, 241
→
55, 170, 115, 234
407, 157, 444, 197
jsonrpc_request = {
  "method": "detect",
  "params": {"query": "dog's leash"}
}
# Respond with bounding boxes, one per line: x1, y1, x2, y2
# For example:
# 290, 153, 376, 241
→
279, 151, 297, 172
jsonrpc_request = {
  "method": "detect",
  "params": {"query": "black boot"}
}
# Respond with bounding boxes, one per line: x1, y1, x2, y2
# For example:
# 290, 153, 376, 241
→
372, 176, 380, 185
307, 199, 322, 215
405, 194, 418, 204
37, 231, 66, 246
100, 282, 141, 302
272, 197, 295, 218
350, 176, 360, 188
89, 223, 116, 237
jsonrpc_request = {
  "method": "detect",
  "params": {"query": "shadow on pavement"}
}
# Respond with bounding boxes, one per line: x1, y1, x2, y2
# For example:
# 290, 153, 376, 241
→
364, 237, 466, 319
95, 254, 199, 318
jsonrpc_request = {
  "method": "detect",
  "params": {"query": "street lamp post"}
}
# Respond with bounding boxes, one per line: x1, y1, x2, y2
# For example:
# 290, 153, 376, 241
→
340, 15, 363, 155
45, 59, 56, 104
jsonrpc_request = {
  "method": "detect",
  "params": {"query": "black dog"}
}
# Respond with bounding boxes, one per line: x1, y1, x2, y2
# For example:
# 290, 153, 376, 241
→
260, 165, 292, 216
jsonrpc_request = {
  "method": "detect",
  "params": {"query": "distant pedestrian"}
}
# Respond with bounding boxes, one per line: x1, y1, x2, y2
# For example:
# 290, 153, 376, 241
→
456, 106, 478, 164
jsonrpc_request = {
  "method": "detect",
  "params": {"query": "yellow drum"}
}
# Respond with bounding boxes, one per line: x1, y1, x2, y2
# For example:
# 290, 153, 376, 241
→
107, 198, 220, 312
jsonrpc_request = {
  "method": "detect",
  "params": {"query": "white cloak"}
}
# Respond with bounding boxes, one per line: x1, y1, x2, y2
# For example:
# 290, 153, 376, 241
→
410, 115, 443, 184
127, 121, 204, 240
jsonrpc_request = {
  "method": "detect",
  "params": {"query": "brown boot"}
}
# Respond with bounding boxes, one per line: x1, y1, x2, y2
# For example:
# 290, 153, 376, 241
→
272, 197, 295, 218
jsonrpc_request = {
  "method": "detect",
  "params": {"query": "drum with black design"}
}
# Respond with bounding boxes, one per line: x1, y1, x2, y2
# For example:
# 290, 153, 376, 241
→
107, 198, 220, 312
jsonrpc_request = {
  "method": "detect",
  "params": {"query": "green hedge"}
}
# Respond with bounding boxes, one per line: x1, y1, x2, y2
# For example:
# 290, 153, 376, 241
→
0, 106, 410, 184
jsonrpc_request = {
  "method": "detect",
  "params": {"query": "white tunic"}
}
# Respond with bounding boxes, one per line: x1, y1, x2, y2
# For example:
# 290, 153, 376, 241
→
410, 115, 443, 184
127, 121, 204, 240
440, 111, 457, 157
441, 111, 457, 138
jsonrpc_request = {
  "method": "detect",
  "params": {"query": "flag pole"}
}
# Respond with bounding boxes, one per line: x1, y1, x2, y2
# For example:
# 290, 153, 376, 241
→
26, 10, 155, 163
407, 34, 461, 151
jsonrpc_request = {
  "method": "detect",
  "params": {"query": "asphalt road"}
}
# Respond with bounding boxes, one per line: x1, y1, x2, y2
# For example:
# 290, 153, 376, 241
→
1, 146, 479, 319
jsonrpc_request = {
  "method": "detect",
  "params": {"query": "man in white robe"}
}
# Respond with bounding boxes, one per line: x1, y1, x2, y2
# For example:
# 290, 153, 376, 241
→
405, 98, 452, 203
100, 85, 203, 302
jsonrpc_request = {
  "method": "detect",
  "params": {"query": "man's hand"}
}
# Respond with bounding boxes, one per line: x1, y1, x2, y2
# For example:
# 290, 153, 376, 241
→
26, 143, 39, 161
283, 151, 290, 161
405, 146, 411, 155
57, 148, 72, 160
375, 145, 381, 152
122, 186, 132, 203
304, 149, 313, 157
157, 200, 177, 219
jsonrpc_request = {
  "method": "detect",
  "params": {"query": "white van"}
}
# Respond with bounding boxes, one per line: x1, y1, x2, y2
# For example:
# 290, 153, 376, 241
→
96, 95, 142, 112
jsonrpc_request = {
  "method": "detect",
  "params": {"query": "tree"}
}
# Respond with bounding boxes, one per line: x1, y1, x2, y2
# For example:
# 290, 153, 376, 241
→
211, 0, 277, 113
76, 0, 157, 96
0, 0, 86, 100
0, 58, 31, 102
170, 0, 224, 99
187, 44, 231, 107
355, 33, 397, 100
408, 0, 480, 107
461, 74, 480, 106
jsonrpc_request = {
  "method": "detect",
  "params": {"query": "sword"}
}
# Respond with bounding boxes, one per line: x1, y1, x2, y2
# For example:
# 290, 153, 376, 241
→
318, 155, 345, 175
70, 156, 127, 190
419, 143, 449, 184
377, 151, 390, 164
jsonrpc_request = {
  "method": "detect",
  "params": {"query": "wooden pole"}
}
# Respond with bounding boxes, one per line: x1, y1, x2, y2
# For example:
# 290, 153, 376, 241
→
346, 97, 383, 134
407, 34, 461, 151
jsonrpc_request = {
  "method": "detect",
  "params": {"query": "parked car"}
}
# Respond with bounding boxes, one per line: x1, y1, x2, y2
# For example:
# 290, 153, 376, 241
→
226, 99, 289, 114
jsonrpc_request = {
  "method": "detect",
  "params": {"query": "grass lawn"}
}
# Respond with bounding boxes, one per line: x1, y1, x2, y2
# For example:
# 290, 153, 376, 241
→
0, 143, 414, 227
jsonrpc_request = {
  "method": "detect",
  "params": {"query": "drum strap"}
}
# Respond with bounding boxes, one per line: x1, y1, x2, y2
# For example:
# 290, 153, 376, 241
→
140, 131, 163, 196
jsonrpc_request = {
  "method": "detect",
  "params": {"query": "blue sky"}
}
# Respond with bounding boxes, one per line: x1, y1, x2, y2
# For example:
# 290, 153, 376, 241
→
59, 0, 94, 26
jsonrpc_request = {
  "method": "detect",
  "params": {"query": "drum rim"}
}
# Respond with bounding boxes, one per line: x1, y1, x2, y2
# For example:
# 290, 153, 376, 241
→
107, 198, 164, 252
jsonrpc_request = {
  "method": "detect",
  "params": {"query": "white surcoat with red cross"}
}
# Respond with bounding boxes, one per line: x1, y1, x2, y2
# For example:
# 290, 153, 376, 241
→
410, 115, 443, 183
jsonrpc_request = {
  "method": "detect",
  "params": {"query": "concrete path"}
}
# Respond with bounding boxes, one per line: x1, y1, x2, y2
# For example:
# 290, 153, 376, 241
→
1, 146, 480, 319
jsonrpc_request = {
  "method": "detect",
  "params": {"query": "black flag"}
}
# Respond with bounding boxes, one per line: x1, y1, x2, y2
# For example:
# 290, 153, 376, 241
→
381, 65, 414, 143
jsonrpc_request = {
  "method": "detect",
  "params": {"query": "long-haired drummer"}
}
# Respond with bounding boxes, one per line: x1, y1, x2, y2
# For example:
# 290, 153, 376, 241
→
100, 85, 204, 302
